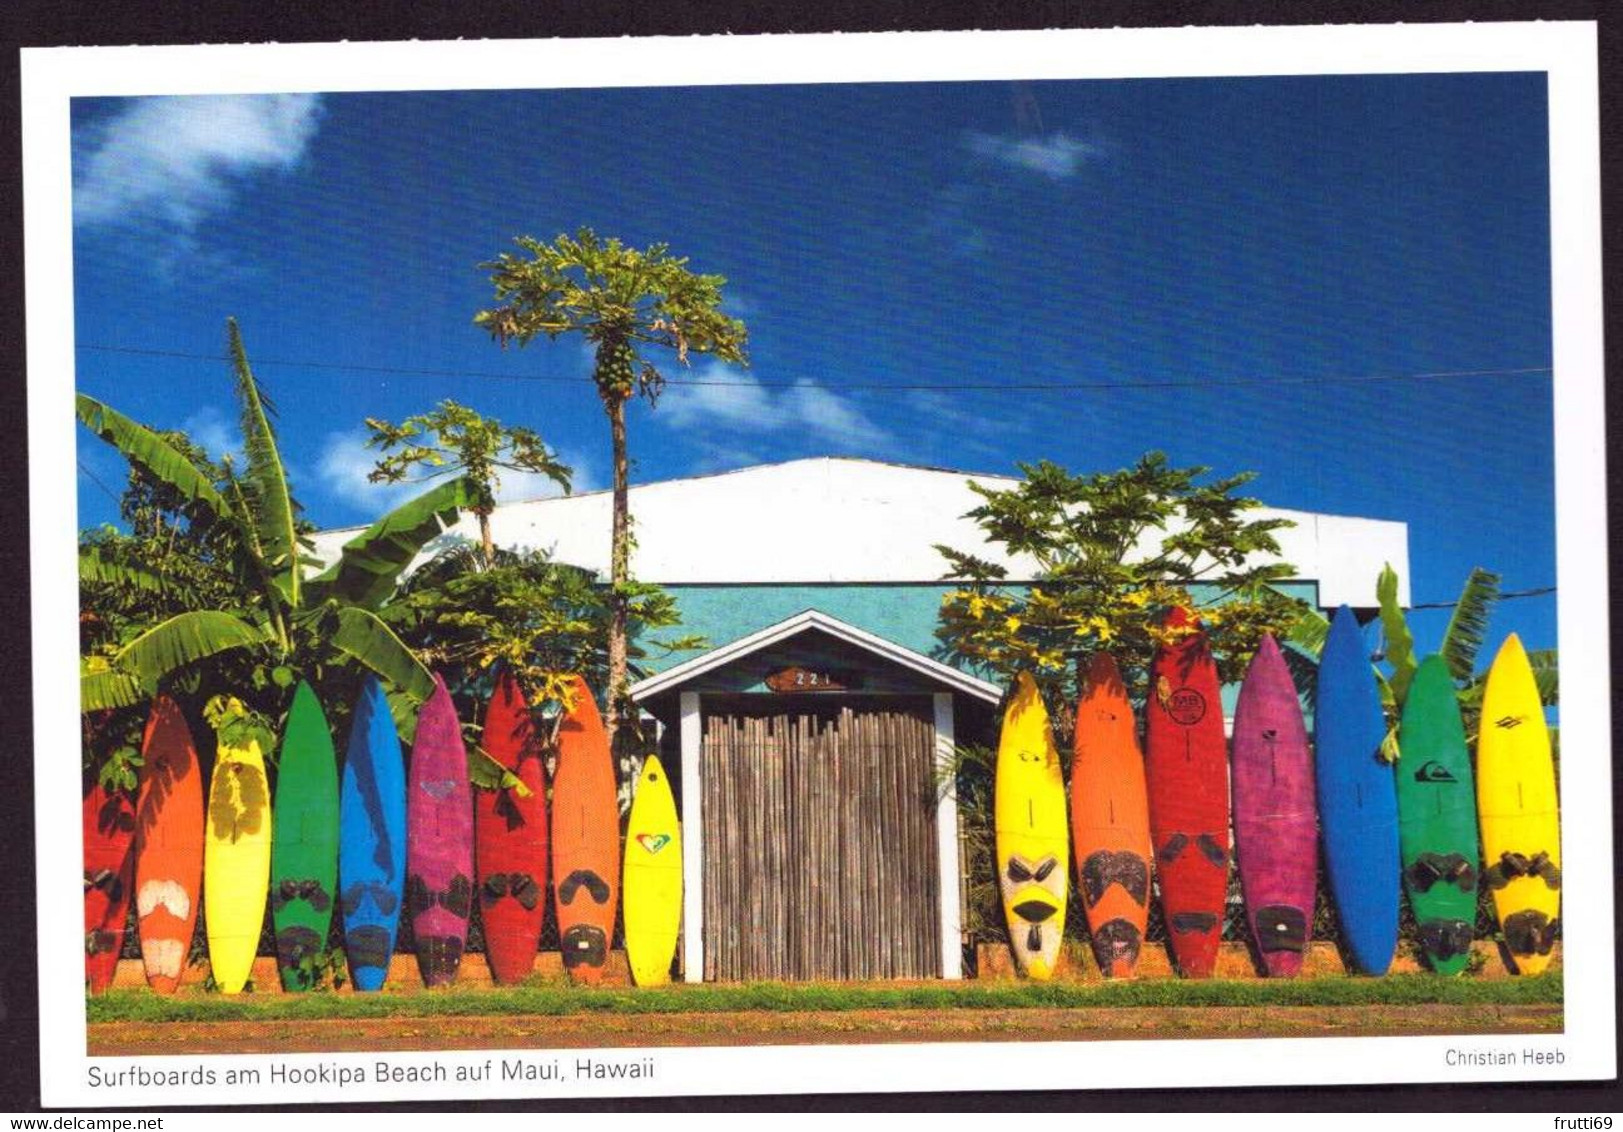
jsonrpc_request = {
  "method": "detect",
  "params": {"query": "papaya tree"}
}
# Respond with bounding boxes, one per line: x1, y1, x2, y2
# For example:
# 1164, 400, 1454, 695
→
475, 228, 749, 748
935, 451, 1306, 702
77, 318, 476, 737
364, 399, 572, 569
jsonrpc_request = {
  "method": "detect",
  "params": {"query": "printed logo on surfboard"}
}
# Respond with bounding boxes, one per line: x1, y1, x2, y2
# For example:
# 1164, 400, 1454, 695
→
1413, 760, 1458, 784
636, 833, 671, 855
1165, 687, 1206, 726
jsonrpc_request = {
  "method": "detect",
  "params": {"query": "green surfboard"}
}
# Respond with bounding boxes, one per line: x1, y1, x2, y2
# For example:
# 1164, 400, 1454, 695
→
1395, 656, 1481, 975
270, 681, 340, 990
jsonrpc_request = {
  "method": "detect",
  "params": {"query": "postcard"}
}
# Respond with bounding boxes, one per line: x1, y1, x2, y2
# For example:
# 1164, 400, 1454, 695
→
22, 20, 1611, 1107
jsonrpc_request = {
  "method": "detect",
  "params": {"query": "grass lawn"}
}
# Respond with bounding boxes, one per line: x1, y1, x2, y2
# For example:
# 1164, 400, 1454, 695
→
87, 970, 1562, 1024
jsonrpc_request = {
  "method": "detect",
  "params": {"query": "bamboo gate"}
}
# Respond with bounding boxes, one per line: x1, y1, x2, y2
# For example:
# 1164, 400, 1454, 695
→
700, 697, 942, 982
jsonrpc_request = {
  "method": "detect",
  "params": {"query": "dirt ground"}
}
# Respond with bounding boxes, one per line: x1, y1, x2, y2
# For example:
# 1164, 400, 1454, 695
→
88, 1003, 1561, 1055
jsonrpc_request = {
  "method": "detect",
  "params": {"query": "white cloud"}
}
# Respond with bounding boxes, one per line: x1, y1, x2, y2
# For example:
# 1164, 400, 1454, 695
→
317, 430, 595, 515
180, 406, 241, 465
74, 94, 324, 233
656, 362, 891, 453
964, 130, 1099, 180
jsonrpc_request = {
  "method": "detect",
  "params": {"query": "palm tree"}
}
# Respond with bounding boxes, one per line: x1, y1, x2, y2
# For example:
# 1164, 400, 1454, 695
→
78, 319, 475, 727
475, 229, 748, 746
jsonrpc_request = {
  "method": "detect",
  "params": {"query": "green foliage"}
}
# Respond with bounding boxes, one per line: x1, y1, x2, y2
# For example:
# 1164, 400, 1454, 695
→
1439, 567, 1501, 684
78, 321, 473, 783
387, 545, 704, 713
475, 228, 749, 736
935, 452, 1306, 696
475, 228, 749, 398
1375, 563, 1418, 702
365, 399, 571, 525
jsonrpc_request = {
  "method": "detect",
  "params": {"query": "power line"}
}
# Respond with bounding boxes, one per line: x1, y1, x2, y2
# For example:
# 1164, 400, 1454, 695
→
1410, 586, 1556, 610
75, 343, 1552, 394
76, 460, 123, 507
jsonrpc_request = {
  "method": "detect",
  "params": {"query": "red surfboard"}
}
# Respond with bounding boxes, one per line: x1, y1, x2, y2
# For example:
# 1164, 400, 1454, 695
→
1144, 607, 1231, 978
133, 696, 204, 993
83, 778, 136, 994
551, 676, 620, 984
475, 670, 550, 984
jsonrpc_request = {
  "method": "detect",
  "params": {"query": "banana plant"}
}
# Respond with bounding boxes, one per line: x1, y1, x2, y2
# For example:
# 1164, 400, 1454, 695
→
1283, 563, 1558, 755
77, 319, 475, 732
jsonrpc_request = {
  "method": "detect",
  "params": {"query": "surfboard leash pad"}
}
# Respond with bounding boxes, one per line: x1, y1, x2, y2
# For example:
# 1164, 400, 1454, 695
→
1416, 918, 1474, 963
1090, 918, 1143, 971
562, 924, 608, 969
1080, 850, 1149, 906
271, 877, 332, 913
417, 935, 466, 984
1254, 904, 1308, 953
1502, 909, 1559, 957
1169, 910, 1218, 934
558, 869, 612, 905
1484, 850, 1561, 892
482, 871, 541, 910
406, 872, 473, 919
345, 924, 394, 972
1405, 852, 1479, 894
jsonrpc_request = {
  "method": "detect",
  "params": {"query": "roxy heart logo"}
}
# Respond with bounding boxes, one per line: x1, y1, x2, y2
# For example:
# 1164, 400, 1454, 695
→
1413, 761, 1458, 784
636, 833, 671, 855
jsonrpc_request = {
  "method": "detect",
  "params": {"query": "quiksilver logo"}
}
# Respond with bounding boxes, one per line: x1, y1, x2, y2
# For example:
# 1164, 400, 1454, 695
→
1414, 761, 1457, 784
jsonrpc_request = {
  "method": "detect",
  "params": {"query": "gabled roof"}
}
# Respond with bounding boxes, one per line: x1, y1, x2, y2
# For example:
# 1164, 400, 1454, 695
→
627, 608, 1006, 705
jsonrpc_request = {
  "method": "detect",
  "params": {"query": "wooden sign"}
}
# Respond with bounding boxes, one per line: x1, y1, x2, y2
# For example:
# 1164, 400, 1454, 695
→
765, 666, 861, 693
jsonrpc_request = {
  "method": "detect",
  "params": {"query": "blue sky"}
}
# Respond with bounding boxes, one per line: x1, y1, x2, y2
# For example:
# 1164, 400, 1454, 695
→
70, 74, 1556, 657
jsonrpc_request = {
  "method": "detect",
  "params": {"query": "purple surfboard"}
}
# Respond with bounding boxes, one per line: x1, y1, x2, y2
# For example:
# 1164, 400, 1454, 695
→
1232, 634, 1318, 977
406, 674, 474, 986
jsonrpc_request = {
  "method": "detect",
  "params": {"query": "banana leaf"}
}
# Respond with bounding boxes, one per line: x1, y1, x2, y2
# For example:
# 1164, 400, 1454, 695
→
1527, 648, 1560, 706
228, 320, 303, 608
112, 610, 268, 693
1439, 567, 1501, 683
330, 606, 436, 707
306, 476, 475, 611
1376, 563, 1417, 704
76, 394, 231, 519
80, 663, 148, 713
79, 548, 165, 594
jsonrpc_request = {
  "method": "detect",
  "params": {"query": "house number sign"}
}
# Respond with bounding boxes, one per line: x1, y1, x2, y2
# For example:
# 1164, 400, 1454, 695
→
764, 666, 861, 692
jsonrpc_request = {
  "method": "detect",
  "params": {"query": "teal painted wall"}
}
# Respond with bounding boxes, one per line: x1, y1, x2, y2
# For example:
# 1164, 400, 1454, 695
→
632, 580, 1322, 718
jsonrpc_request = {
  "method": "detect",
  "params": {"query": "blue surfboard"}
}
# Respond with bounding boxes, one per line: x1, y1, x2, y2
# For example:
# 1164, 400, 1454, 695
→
339, 675, 407, 991
1314, 605, 1401, 974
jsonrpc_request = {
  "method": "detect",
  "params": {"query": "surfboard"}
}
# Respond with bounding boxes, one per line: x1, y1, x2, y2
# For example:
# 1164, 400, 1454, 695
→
1396, 655, 1480, 975
1232, 634, 1317, 977
133, 695, 203, 994
1069, 653, 1152, 978
83, 780, 136, 995
995, 672, 1068, 980
1314, 605, 1400, 975
623, 754, 682, 986
269, 681, 339, 991
407, 674, 473, 987
1144, 607, 1230, 979
203, 711, 273, 995
551, 676, 620, 985
1477, 634, 1561, 975
475, 670, 549, 985
339, 675, 407, 992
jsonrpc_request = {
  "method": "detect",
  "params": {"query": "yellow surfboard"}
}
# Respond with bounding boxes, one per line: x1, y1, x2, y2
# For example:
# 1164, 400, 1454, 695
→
1477, 634, 1561, 975
995, 673, 1069, 979
203, 732, 273, 994
623, 755, 682, 987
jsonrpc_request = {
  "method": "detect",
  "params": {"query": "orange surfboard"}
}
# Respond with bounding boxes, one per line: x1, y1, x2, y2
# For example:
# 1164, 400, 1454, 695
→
133, 697, 204, 993
1070, 653, 1154, 977
550, 676, 620, 984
